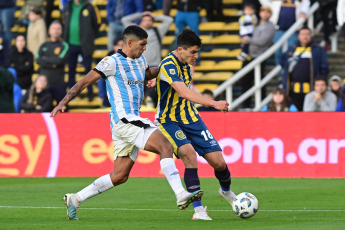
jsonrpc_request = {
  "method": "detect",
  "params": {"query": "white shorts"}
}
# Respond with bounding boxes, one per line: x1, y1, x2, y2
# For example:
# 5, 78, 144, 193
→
111, 116, 157, 162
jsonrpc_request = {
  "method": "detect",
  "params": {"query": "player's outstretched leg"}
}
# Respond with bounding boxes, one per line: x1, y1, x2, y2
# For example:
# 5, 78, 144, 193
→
204, 151, 237, 207
63, 173, 115, 220
145, 130, 204, 210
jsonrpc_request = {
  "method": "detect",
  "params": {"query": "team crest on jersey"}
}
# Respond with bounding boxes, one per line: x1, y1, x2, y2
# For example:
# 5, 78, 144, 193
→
54, 47, 61, 55
175, 130, 186, 140
169, 69, 176, 75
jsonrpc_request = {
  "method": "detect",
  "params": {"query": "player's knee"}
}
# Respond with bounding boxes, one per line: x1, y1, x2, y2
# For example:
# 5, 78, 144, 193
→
110, 173, 129, 186
159, 142, 174, 158
117, 175, 129, 185
180, 153, 197, 166
213, 161, 226, 171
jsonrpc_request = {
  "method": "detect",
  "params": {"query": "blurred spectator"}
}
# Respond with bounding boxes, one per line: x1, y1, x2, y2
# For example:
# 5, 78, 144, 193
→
261, 87, 298, 111
328, 75, 343, 103
63, 0, 101, 101
240, 5, 275, 108
122, 11, 173, 66
107, 37, 124, 56
98, 37, 124, 107
122, 11, 173, 107
204, 0, 224, 22
175, 0, 202, 36
259, 0, 310, 65
20, 75, 53, 112
243, 0, 262, 18
281, 27, 328, 111
36, 21, 69, 104
27, 8, 47, 57
19, 0, 45, 23
0, 33, 10, 67
0, 0, 16, 42
197, 89, 219, 111
0, 67, 15, 113
237, 4, 258, 61
106, 0, 143, 51
316, 0, 337, 52
8, 35, 34, 92
303, 77, 337, 111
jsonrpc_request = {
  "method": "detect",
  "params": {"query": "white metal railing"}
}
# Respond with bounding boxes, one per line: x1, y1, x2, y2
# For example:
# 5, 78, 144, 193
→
213, 2, 320, 111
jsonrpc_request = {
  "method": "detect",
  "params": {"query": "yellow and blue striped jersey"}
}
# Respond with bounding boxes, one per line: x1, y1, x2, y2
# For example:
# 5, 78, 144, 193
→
155, 52, 200, 124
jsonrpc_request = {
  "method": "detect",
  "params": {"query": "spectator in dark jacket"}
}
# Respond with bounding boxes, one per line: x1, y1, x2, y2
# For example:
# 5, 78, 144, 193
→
0, 67, 15, 113
63, 0, 101, 101
37, 21, 69, 104
20, 75, 53, 113
8, 35, 34, 91
281, 27, 329, 111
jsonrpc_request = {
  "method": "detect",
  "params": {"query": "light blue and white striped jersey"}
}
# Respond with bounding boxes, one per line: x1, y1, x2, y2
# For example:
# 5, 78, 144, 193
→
94, 50, 148, 127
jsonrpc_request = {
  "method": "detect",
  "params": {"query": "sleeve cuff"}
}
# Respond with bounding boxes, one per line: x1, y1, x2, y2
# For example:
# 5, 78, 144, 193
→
93, 68, 107, 79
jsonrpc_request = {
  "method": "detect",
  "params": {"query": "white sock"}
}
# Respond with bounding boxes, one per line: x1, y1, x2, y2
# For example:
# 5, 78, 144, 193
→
160, 158, 186, 197
77, 174, 114, 202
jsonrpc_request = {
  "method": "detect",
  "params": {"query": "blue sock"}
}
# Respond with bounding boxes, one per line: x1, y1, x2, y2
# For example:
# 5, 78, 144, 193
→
184, 168, 203, 208
215, 165, 231, 191
192, 200, 202, 208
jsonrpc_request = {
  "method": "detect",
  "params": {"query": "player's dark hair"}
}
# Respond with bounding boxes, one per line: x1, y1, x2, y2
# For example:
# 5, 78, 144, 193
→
176, 28, 202, 49
123, 25, 148, 41
314, 76, 328, 86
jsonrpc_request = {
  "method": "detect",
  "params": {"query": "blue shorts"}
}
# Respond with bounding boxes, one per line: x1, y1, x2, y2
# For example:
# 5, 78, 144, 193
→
157, 119, 222, 158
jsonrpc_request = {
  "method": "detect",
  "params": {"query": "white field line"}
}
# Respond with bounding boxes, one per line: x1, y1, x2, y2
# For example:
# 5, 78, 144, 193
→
0, 206, 344, 212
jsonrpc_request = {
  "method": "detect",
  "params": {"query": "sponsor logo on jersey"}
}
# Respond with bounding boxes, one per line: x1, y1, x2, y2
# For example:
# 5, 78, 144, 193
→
128, 80, 144, 85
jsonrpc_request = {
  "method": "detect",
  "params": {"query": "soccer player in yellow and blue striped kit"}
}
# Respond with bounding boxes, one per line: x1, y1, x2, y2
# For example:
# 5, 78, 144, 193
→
153, 29, 237, 220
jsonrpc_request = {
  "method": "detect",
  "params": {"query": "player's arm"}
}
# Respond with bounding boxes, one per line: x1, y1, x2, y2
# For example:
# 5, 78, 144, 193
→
171, 81, 229, 111
50, 70, 102, 117
145, 66, 159, 80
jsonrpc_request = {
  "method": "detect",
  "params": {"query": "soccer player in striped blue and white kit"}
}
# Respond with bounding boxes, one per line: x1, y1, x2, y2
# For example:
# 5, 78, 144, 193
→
154, 29, 236, 220
51, 25, 203, 220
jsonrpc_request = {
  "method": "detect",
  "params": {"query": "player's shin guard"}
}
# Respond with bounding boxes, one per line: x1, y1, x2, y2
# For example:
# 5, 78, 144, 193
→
184, 168, 202, 208
215, 165, 231, 191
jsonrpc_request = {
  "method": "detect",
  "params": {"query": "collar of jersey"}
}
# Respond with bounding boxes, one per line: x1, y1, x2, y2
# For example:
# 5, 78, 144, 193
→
170, 52, 186, 67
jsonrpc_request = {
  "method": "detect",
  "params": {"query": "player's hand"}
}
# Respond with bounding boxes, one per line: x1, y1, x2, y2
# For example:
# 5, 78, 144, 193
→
213, 100, 229, 112
147, 78, 157, 88
50, 103, 67, 117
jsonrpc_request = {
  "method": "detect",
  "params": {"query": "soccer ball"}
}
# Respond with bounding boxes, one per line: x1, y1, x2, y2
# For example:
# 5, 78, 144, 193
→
232, 192, 259, 218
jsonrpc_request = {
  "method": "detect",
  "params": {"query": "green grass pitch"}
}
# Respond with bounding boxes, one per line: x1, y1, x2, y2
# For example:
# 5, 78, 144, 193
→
0, 177, 344, 230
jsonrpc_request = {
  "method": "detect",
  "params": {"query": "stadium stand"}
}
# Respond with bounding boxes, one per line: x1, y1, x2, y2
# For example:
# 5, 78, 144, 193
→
10, 0, 344, 112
